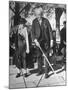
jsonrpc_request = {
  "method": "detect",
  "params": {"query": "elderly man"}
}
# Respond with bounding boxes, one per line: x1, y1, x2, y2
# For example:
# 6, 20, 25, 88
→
31, 6, 53, 78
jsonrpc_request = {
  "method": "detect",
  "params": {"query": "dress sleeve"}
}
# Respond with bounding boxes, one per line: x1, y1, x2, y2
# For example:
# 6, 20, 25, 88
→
25, 28, 29, 53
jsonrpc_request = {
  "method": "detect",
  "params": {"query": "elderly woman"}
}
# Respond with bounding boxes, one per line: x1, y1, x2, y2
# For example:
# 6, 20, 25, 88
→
16, 18, 30, 78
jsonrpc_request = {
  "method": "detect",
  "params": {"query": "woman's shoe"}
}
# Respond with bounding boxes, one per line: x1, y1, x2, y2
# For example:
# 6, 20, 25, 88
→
16, 73, 21, 78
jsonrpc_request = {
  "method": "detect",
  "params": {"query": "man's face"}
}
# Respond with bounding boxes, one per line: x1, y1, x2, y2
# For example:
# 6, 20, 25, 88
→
34, 7, 42, 19
35, 13, 41, 19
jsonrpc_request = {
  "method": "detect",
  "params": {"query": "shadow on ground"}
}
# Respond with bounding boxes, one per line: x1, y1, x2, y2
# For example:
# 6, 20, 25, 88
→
30, 58, 66, 78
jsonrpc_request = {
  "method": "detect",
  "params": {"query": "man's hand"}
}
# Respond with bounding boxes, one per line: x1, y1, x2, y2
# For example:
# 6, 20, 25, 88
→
34, 39, 40, 47
50, 40, 53, 48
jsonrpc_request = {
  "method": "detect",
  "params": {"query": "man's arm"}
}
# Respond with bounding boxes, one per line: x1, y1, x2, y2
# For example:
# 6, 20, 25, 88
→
31, 20, 39, 46
31, 20, 35, 41
47, 19, 53, 47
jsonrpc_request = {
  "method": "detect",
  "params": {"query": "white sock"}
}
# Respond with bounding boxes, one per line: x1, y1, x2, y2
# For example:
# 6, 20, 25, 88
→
16, 68, 20, 73
23, 69, 27, 74
26, 68, 30, 73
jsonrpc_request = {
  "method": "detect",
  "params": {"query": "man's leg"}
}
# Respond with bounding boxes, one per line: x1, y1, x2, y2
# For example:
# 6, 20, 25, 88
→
38, 56, 42, 74
44, 52, 50, 78
37, 48, 43, 75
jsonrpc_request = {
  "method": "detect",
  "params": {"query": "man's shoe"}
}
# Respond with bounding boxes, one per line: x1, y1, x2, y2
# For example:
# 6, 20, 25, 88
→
16, 73, 21, 78
36, 71, 42, 76
45, 74, 49, 78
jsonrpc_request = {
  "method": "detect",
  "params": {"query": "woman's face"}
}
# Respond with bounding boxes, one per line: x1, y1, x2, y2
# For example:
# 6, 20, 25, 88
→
64, 23, 66, 28
18, 24, 24, 31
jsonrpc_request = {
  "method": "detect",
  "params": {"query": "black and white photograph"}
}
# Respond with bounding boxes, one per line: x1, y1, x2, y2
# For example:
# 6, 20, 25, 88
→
9, 1, 66, 89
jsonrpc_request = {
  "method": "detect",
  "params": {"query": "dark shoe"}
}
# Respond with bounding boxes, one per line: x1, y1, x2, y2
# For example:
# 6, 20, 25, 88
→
36, 71, 42, 76
45, 74, 49, 78
16, 73, 21, 78
24, 73, 31, 77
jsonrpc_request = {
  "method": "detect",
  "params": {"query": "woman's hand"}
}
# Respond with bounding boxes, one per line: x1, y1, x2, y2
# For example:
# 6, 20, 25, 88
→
50, 40, 53, 48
